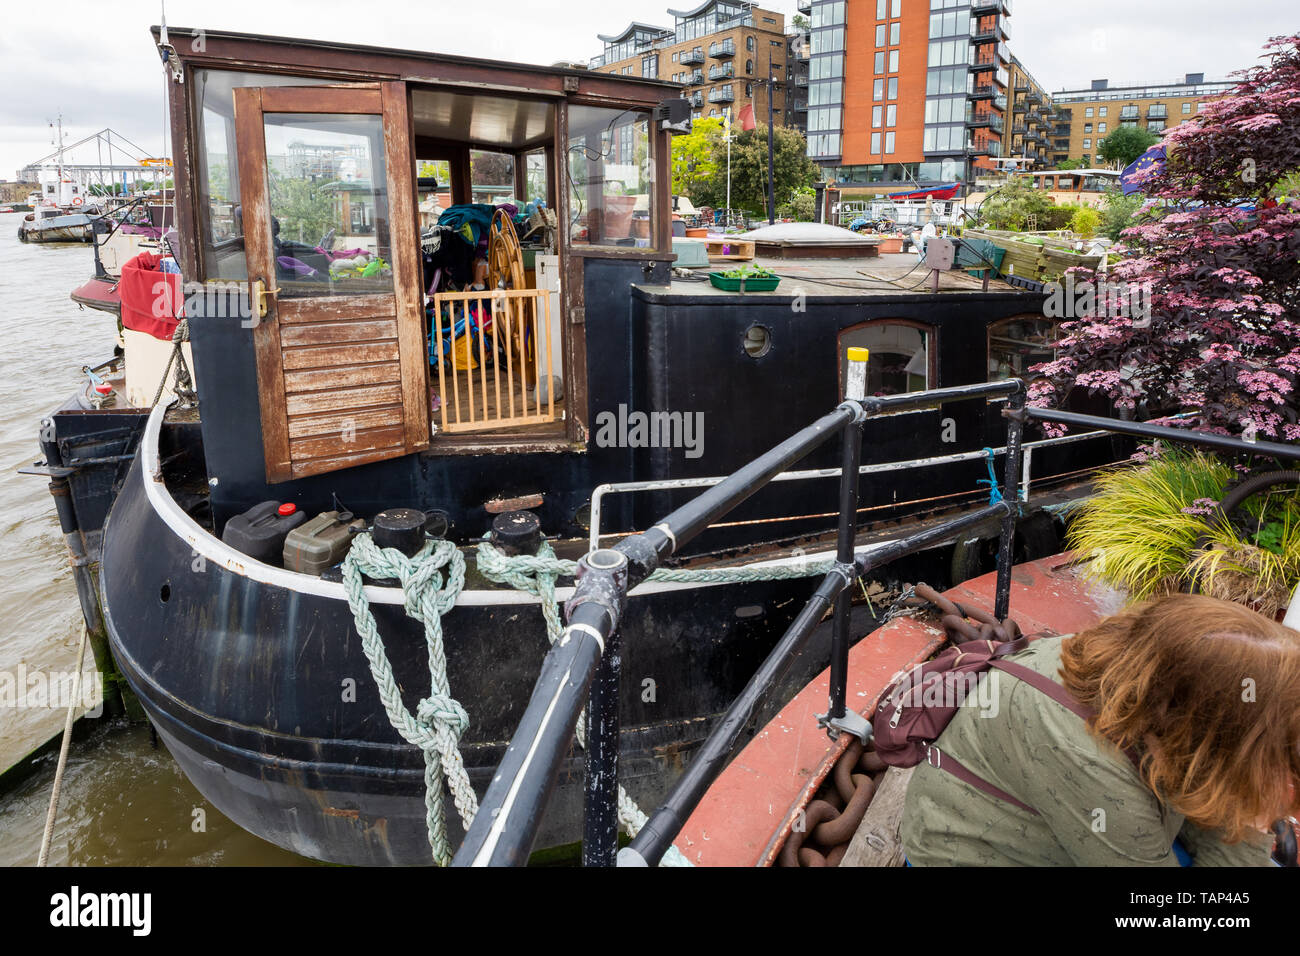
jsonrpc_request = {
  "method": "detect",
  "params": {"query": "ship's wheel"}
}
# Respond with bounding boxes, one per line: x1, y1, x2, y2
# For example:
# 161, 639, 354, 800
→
486, 209, 536, 387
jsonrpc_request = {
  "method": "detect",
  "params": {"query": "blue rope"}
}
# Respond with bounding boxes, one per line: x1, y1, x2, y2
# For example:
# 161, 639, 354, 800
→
977, 447, 1004, 505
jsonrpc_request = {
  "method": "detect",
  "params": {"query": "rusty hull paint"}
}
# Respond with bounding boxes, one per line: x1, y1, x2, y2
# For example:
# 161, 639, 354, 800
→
675, 554, 1116, 867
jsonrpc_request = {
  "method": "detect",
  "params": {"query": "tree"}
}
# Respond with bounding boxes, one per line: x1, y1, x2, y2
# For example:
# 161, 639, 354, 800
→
1030, 33, 1300, 441
713, 123, 819, 215
671, 116, 725, 203
976, 177, 1052, 230
1096, 125, 1160, 168
1054, 157, 1087, 171
1098, 186, 1145, 241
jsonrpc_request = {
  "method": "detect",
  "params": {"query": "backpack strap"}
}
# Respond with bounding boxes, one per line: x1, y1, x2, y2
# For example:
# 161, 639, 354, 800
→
925, 745, 1040, 816
925, 643, 1140, 814
988, 658, 1095, 721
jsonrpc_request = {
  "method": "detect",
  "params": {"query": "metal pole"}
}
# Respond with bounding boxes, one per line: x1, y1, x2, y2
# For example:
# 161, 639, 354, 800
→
1023, 406, 1300, 462
582, 623, 621, 867
829, 348, 867, 721
726, 106, 732, 226
766, 74, 776, 224
994, 382, 1027, 621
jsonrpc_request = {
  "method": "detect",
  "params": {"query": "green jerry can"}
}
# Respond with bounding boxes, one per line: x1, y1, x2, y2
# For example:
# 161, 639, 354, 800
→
282, 510, 367, 575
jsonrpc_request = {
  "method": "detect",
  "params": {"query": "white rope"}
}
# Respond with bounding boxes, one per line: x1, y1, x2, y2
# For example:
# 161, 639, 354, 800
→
37, 623, 88, 867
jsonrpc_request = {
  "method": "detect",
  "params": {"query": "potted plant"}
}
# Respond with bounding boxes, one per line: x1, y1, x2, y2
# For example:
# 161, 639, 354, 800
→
1067, 449, 1300, 618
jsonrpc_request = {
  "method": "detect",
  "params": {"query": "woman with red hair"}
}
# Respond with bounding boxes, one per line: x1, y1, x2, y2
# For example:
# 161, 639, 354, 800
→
902, 594, 1299, 865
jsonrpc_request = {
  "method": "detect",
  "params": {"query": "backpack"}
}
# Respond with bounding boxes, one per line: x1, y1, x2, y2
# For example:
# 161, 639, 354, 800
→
872, 635, 1096, 817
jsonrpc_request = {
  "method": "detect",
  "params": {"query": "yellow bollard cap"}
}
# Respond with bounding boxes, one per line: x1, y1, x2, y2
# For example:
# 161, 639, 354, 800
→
846, 347, 869, 362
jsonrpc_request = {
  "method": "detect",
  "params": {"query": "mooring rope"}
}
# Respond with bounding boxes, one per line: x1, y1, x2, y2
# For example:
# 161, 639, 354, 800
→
37, 622, 88, 867
341, 533, 478, 866
341, 534, 840, 867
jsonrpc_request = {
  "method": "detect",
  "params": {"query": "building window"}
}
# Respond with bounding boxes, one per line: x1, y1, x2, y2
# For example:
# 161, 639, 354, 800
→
1084, 123, 1092, 133
888, 77, 898, 99
886, 104, 897, 126
890, 22, 900, 45
873, 106, 883, 128
672, 52, 679, 63
876, 0, 886, 19
875, 52, 885, 74
891, 0, 901, 16
1098, 122, 1107, 133
1085, 107, 1093, 117
1099, 106, 1107, 116
1083, 138, 1091, 148
885, 131, 895, 154
888, 49, 899, 72
746, 59, 753, 73
1148, 120, 1166, 132
871, 132, 881, 154
874, 79, 884, 100
876, 24, 886, 46
1182, 102, 1192, 113
642, 54, 658, 78
747, 36, 754, 52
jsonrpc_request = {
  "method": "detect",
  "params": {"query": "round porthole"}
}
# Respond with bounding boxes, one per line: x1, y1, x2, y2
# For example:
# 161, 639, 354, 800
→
744, 325, 772, 358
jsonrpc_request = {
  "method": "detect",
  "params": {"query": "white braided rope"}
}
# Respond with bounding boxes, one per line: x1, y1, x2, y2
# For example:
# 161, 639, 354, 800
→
341, 533, 477, 865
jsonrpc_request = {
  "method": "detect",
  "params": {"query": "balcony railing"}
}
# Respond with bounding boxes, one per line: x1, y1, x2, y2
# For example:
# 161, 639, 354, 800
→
689, 92, 703, 107
970, 83, 995, 98
710, 40, 735, 59
971, 55, 997, 71
797, 0, 811, 12
708, 88, 735, 103
1026, 90, 1042, 104
993, 93, 1007, 110
681, 48, 705, 65
686, 70, 704, 85
795, 74, 808, 87
1120, 107, 1139, 119
708, 64, 734, 80
1148, 106, 1168, 118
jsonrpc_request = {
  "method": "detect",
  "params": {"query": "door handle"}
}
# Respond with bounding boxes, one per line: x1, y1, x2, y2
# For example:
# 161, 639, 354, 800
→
250, 277, 279, 319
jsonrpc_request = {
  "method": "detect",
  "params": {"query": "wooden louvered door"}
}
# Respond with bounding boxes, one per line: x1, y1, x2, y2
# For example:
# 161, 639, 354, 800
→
233, 83, 428, 483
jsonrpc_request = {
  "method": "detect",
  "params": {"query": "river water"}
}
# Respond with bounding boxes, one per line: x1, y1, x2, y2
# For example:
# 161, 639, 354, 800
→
0, 211, 309, 865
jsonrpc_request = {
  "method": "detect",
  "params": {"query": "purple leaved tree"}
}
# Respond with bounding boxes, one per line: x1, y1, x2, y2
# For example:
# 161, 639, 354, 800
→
1031, 34, 1300, 440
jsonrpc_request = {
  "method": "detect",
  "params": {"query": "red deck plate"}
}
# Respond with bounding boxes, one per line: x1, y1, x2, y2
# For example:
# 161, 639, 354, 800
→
673, 553, 1117, 866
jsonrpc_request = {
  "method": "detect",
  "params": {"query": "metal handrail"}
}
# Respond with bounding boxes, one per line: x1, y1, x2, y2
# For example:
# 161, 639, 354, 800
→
452, 376, 1026, 867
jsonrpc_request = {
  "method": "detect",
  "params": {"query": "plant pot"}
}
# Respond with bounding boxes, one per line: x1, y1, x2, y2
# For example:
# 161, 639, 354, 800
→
684, 227, 709, 238
877, 236, 904, 254
708, 271, 781, 292
601, 195, 636, 239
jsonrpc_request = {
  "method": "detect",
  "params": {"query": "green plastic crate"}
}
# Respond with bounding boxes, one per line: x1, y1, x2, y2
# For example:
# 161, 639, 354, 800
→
708, 272, 781, 292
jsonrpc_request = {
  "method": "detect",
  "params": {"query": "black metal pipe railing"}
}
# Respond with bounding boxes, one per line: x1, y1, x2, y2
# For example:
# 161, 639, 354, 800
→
1023, 407, 1300, 462
621, 501, 1013, 867
455, 374, 1035, 867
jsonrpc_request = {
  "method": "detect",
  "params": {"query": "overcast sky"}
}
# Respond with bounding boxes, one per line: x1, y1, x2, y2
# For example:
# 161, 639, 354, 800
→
2, 0, 1295, 179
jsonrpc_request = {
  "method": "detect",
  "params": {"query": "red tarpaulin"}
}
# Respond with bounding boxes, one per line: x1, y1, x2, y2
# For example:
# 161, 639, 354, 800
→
738, 103, 756, 131
119, 251, 183, 340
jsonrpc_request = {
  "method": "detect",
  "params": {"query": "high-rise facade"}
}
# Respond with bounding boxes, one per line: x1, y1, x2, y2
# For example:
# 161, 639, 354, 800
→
590, 2, 791, 127
804, 0, 1016, 188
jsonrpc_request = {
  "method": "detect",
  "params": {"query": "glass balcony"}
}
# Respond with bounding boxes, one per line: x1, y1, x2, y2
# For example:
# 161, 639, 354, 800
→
687, 70, 704, 85
710, 40, 735, 59
970, 83, 995, 99
681, 48, 705, 66
708, 88, 735, 103
708, 64, 734, 80
1148, 105, 1168, 119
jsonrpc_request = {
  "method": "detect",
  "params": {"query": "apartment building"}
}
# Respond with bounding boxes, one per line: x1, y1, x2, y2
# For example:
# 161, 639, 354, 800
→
591, 1, 790, 127
801, 0, 1021, 189
1051, 74, 1234, 166
1004, 56, 1070, 169
785, 23, 812, 133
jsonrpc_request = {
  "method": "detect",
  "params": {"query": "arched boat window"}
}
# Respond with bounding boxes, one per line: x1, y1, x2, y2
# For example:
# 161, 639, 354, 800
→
837, 321, 931, 399
988, 314, 1057, 383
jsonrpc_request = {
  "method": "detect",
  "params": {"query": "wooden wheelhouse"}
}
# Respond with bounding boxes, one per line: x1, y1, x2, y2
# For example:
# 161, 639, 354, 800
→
158, 27, 680, 482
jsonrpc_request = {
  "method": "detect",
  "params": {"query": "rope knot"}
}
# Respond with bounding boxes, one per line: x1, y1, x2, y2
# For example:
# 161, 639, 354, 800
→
417, 695, 470, 740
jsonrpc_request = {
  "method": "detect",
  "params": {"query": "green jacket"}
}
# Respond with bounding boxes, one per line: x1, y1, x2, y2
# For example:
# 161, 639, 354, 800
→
900, 634, 1273, 866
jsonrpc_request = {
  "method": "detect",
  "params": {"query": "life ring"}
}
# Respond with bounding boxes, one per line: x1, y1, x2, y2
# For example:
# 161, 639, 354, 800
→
71, 196, 84, 206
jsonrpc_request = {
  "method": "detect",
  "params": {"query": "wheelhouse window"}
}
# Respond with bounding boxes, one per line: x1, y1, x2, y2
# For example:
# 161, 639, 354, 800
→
194, 69, 328, 280
567, 106, 653, 248
988, 316, 1056, 382
839, 322, 931, 397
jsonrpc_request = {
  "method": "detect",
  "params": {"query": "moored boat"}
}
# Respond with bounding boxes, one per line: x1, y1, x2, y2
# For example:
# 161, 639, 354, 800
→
26, 25, 1135, 866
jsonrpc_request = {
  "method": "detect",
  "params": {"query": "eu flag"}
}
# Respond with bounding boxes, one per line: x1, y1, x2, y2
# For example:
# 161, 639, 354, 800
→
1121, 145, 1166, 196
